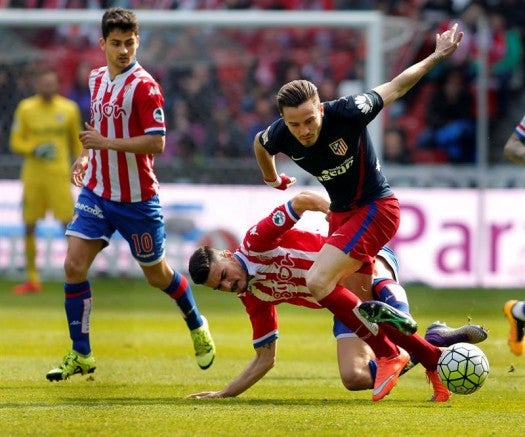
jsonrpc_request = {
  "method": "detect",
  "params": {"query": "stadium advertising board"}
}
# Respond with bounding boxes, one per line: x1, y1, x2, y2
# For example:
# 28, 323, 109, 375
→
1, 181, 524, 287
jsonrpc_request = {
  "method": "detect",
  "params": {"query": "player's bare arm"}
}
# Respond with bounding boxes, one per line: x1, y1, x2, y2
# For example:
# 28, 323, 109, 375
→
503, 132, 525, 164
254, 133, 279, 180
79, 122, 165, 154
373, 23, 463, 107
187, 341, 277, 399
254, 132, 296, 190
291, 191, 330, 216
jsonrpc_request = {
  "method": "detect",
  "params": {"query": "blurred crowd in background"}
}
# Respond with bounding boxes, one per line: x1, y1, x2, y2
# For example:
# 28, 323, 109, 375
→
0, 0, 524, 171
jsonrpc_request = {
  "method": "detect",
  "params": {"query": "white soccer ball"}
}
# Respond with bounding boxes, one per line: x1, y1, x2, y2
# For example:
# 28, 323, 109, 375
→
437, 342, 489, 395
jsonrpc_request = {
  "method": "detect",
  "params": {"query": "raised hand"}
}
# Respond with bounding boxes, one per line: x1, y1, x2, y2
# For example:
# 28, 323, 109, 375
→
434, 23, 464, 60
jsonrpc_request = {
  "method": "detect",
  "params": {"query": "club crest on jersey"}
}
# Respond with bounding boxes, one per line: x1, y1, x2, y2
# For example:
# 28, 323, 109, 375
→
354, 94, 374, 114
153, 108, 164, 123
329, 139, 348, 156
272, 210, 286, 226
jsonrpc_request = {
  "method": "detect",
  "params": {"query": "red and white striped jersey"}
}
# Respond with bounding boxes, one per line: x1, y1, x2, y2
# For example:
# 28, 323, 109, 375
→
236, 201, 326, 346
84, 62, 166, 203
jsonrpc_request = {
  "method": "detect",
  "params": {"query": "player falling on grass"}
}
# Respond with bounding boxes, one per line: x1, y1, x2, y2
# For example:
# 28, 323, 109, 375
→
502, 113, 525, 356
187, 191, 487, 402
9, 66, 83, 295
46, 7, 215, 381
253, 24, 464, 400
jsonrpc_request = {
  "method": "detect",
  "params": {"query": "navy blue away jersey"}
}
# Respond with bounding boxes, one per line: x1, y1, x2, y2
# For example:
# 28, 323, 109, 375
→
259, 91, 393, 211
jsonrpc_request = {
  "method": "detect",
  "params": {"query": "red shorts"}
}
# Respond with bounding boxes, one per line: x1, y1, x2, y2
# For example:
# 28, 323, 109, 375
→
326, 195, 400, 274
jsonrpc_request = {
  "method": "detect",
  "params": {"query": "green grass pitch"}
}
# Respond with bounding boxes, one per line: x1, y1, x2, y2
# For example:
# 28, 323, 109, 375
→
1, 278, 525, 436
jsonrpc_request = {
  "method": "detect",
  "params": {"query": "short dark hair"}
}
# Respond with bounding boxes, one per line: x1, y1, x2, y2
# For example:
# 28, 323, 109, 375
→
276, 79, 319, 114
188, 246, 216, 284
101, 7, 139, 39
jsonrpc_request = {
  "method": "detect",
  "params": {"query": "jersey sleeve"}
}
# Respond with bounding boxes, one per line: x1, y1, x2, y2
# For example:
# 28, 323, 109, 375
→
242, 200, 301, 252
258, 119, 288, 156
326, 90, 384, 126
239, 292, 279, 348
133, 79, 166, 136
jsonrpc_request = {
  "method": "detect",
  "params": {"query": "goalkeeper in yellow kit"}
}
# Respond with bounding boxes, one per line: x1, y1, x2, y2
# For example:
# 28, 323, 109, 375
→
10, 66, 82, 294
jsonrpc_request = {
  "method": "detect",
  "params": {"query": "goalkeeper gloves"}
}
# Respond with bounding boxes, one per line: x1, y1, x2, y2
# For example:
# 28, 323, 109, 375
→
33, 143, 57, 161
264, 173, 296, 190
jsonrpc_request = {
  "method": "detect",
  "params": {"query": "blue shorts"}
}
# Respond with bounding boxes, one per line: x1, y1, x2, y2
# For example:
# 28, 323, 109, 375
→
332, 246, 400, 339
66, 187, 166, 266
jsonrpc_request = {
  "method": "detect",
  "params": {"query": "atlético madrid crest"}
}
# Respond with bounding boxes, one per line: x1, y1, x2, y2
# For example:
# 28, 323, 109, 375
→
329, 139, 348, 156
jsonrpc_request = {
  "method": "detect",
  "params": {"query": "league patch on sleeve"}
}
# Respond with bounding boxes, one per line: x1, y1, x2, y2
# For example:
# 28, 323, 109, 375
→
354, 94, 374, 114
272, 210, 286, 226
153, 108, 164, 123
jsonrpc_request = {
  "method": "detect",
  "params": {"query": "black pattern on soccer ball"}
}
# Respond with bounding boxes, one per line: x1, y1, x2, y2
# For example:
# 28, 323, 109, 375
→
437, 342, 489, 395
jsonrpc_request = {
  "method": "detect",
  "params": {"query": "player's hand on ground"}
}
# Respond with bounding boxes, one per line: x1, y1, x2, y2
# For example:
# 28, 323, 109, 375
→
33, 143, 56, 160
79, 122, 109, 150
186, 391, 225, 399
264, 173, 296, 190
434, 22, 463, 59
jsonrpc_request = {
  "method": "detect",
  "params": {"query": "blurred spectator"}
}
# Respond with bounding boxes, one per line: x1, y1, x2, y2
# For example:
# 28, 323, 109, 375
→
418, 0, 454, 25
423, 1, 485, 79
383, 126, 412, 164
3, 0, 523, 170
432, 2, 522, 120
203, 98, 248, 158
245, 92, 280, 150
0, 65, 25, 153
483, 8, 523, 119
173, 61, 220, 126
334, 0, 374, 10
317, 77, 339, 100
67, 60, 92, 124
164, 99, 205, 163
416, 66, 476, 163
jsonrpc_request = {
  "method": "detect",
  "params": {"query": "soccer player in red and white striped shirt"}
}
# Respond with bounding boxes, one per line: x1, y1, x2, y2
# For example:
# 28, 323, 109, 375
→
187, 191, 459, 402
46, 7, 215, 382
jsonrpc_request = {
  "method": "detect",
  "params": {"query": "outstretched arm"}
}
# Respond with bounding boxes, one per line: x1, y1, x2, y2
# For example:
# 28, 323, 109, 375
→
186, 341, 277, 399
373, 23, 463, 107
290, 191, 330, 216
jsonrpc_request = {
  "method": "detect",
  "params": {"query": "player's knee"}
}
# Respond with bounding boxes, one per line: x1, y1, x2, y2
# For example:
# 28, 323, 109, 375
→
305, 271, 330, 300
142, 260, 173, 289
340, 370, 373, 391
63, 257, 88, 280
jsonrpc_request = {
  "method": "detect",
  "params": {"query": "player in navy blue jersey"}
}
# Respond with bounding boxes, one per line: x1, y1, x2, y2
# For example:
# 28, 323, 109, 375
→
254, 24, 463, 401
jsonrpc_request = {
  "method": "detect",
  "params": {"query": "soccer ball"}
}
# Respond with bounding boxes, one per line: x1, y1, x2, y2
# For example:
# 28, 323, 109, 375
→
437, 342, 489, 395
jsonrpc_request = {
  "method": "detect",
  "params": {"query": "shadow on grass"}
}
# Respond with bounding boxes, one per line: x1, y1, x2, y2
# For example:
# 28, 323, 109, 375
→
1, 396, 445, 409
